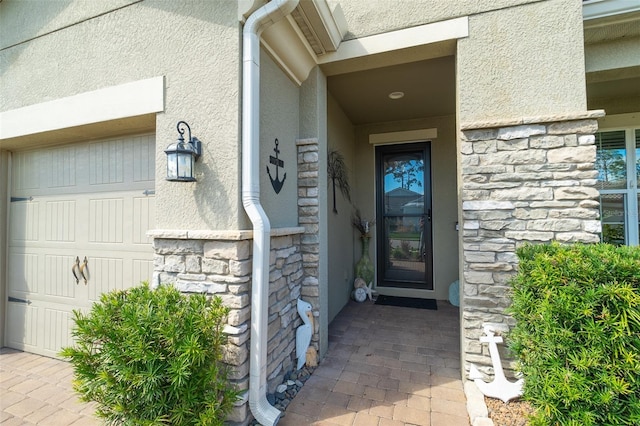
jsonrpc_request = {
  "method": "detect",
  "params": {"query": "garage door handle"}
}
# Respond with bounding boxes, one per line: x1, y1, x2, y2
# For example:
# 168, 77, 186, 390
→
79, 257, 89, 285
72, 257, 81, 284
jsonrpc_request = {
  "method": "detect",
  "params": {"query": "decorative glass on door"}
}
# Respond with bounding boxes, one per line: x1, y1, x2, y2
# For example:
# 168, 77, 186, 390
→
376, 144, 432, 289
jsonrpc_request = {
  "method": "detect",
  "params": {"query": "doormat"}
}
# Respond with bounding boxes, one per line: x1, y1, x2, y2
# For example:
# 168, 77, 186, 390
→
374, 295, 437, 310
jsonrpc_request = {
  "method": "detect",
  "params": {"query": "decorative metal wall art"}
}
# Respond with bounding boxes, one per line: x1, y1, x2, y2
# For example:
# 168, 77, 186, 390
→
267, 138, 286, 194
328, 149, 351, 213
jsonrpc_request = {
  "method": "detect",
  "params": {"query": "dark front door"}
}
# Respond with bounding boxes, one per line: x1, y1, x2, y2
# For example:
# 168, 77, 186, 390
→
376, 143, 433, 290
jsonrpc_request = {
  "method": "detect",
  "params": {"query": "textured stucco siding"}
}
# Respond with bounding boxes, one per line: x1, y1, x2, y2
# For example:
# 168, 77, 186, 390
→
328, 0, 536, 40
327, 93, 356, 323
0, 0, 137, 51
260, 52, 300, 228
457, 0, 587, 124
0, 0, 244, 231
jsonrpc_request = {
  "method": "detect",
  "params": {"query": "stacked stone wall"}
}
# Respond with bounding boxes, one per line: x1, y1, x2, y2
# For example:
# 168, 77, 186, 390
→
149, 228, 304, 424
297, 138, 321, 350
460, 112, 604, 377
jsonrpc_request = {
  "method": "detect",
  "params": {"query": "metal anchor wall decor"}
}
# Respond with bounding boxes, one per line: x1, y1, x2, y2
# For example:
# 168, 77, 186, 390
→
266, 138, 286, 194
469, 325, 524, 403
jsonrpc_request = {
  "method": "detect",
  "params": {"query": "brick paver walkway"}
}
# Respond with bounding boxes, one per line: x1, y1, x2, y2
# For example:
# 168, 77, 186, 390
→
279, 299, 468, 426
1, 299, 467, 425
0, 348, 99, 425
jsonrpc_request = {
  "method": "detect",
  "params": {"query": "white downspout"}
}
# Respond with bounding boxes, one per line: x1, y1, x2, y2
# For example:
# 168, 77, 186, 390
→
242, 1, 299, 425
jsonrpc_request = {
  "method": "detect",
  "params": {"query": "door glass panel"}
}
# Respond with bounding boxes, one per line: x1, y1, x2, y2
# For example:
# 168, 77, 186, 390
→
378, 147, 432, 289
383, 154, 424, 214
596, 131, 627, 190
600, 193, 626, 245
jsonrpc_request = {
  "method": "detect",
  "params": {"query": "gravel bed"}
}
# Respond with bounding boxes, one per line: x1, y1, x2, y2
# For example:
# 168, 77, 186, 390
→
485, 397, 534, 426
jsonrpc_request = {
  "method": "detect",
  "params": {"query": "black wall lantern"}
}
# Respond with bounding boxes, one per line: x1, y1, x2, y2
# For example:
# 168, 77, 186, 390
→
165, 121, 202, 182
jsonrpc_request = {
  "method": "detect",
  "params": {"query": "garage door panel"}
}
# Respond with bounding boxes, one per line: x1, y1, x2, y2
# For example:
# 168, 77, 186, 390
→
89, 139, 125, 185
48, 146, 77, 188
132, 259, 154, 287
133, 196, 155, 244
10, 202, 40, 242
87, 257, 124, 301
89, 198, 124, 243
12, 150, 42, 192
44, 254, 78, 298
45, 200, 76, 242
8, 253, 39, 294
43, 308, 73, 353
6, 302, 39, 349
132, 135, 155, 182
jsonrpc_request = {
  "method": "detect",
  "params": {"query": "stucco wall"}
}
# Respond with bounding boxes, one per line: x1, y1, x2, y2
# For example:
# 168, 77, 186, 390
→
457, 0, 587, 124
0, 0, 244, 231
0, 0, 137, 52
260, 52, 300, 228
327, 93, 356, 323
353, 115, 459, 301
328, 0, 535, 40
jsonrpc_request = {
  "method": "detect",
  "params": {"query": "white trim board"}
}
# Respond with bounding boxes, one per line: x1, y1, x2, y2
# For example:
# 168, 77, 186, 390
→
0, 77, 165, 140
369, 128, 438, 145
318, 16, 468, 65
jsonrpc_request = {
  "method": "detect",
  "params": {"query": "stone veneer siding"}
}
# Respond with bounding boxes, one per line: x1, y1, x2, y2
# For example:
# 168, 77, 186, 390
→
297, 138, 321, 349
460, 111, 605, 377
148, 227, 305, 424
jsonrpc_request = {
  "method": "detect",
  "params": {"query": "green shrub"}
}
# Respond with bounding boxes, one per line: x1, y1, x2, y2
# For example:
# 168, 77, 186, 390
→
509, 243, 640, 426
60, 283, 239, 425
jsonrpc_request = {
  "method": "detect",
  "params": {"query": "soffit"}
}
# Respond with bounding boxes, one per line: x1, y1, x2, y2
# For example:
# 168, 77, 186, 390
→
327, 56, 456, 126
584, 11, 640, 44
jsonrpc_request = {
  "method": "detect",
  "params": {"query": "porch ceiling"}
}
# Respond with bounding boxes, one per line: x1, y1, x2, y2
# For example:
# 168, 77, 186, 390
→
327, 55, 456, 126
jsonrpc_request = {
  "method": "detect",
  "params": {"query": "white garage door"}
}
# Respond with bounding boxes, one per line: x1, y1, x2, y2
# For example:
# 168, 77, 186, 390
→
6, 134, 156, 358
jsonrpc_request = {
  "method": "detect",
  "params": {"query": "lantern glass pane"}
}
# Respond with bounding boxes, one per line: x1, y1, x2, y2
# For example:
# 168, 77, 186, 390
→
167, 153, 178, 179
177, 152, 193, 179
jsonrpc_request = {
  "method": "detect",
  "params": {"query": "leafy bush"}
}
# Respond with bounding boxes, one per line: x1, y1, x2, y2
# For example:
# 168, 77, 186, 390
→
61, 283, 238, 425
509, 243, 640, 426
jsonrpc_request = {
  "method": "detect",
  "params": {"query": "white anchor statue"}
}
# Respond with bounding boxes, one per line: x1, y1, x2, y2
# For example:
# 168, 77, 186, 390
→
469, 324, 524, 403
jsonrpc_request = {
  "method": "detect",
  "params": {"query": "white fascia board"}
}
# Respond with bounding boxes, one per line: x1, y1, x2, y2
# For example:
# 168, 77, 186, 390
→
0, 76, 164, 140
318, 16, 469, 65
583, 0, 640, 21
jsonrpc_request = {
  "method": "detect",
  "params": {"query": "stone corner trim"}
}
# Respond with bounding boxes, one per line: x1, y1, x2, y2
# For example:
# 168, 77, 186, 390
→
460, 110, 605, 131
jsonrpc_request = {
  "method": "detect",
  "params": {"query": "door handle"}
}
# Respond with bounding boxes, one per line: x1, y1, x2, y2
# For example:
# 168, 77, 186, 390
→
79, 257, 89, 285
72, 257, 81, 284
